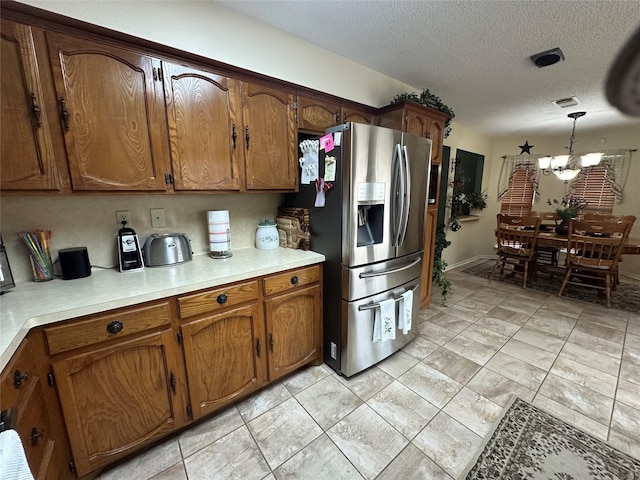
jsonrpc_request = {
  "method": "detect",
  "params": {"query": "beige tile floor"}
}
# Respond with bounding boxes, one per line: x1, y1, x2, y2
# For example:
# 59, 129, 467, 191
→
98, 261, 640, 480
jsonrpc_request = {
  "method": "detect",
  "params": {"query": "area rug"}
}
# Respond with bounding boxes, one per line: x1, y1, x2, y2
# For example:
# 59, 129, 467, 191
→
463, 260, 640, 313
460, 397, 640, 479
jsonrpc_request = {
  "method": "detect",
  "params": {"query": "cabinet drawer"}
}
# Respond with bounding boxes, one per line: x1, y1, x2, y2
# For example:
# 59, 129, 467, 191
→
263, 265, 320, 296
177, 280, 258, 319
45, 301, 172, 355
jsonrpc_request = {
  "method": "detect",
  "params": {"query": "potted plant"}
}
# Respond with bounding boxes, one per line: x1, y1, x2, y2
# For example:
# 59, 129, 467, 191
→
466, 191, 488, 215
548, 196, 588, 235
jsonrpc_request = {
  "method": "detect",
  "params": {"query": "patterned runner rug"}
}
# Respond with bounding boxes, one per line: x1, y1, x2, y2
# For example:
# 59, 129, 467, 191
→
460, 397, 640, 479
463, 260, 640, 313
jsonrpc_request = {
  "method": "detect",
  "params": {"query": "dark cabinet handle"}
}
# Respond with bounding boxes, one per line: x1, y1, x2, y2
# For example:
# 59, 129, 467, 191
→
170, 372, 176, 395
245, 126, 250, 149
30, 427, 42, 446
106, 321, 123, 334
256, 338, 261, 357
290, 275, 299, 285
269, 333, 274, 352
30, 93, 42, 127
60, 99, 70, 131
13, 370, 28, 389
217, 294, 228, 304
335, 111, 340, 124
232, 124, 237, 149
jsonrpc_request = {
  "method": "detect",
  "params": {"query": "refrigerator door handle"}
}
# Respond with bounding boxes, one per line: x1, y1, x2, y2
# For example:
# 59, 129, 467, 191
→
398, 145, 411, 245
357, 284, 419, 310
391, 144, 405, 246
358, 257, 421, 278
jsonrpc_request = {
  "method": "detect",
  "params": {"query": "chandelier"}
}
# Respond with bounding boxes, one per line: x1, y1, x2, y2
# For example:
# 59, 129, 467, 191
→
538, 112, 603, 181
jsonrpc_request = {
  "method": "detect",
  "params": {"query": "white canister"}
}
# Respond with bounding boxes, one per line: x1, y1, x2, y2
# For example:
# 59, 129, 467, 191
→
256, 220, 279, 250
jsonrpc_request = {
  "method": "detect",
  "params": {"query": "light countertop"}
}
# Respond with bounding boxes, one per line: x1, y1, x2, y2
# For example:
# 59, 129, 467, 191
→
0, 247, 324, 371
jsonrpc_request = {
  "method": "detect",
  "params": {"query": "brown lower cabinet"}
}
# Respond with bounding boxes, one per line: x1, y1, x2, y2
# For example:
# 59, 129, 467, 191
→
1, 263, 322, 478
0, 333, 73, 479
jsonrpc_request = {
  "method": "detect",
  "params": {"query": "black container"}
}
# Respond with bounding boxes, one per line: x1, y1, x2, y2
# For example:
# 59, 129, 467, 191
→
58, 247, 91, 280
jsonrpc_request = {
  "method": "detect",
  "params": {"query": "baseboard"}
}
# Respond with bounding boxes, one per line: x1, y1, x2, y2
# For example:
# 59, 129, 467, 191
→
446, 255, 494, 271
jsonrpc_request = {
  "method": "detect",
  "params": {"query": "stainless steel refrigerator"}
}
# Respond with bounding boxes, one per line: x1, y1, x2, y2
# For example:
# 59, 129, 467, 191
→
285, 123, 432, 376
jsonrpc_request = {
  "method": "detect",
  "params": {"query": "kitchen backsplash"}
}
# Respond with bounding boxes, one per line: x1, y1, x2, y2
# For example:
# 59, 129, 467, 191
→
1, 193, 282, 282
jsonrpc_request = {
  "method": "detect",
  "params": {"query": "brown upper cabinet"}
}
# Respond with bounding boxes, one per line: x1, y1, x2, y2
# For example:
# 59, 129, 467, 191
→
297, 96, 341, 133
342, 106, 374, 126
162, 62, 243, 191
376, 101, 449, 165
0, 20, 64, 191
241, 82, 297, 191
297, 96, 373, 134
46, 31, 172, 192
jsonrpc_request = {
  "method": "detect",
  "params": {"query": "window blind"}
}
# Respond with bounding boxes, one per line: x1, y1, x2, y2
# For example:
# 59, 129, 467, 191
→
571, 165, 615, 214
500, 166, 534, 215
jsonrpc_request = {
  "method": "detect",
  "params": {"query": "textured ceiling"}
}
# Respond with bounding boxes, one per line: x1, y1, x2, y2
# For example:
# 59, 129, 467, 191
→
218, 0, 640, 137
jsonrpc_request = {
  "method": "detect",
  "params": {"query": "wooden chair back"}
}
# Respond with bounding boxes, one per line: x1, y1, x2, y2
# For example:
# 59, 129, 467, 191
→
531, 211, 558, 222
495, 215, 541, 261
582, 213, 636, 226
559, 219, 632, 307
565, 220, 631, 270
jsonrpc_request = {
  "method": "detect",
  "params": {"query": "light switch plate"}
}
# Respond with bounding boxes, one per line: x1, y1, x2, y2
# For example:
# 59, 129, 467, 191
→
150, 208, 166, 228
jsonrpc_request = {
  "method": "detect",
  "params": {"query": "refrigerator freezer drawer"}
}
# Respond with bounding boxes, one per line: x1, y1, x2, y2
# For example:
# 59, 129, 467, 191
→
340, 279, 420, 377
342, 252, 422, 302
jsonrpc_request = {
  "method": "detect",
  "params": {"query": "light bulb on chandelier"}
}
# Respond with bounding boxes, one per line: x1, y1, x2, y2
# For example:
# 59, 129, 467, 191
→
537, 112, 603, 181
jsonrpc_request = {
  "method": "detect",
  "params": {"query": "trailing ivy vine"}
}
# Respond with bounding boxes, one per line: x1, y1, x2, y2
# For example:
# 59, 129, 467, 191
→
432, 225, 452, 305
392, 89, 455, 137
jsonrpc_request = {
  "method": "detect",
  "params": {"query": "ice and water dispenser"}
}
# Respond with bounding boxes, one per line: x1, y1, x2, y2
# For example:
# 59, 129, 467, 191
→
356, 182, 384, 246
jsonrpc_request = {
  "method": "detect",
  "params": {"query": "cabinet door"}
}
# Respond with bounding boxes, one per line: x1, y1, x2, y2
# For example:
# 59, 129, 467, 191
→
162, 62, 243, 191
341, 107, 373, 125
297, 96, 340, 133
46, 32, 170, 191
1, 335, 73, 480
264, 284, 321, 381
426, 119, 445, 165
241, 82, 297, 191
181, 304, 266, 419
420, 208, 438, 306
405, 110, 430, 138
0, 20, 60, 191
51, 329, 188, 476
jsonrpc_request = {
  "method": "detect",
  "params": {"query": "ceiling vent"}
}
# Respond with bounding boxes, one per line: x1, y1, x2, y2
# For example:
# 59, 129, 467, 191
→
552, 96, 580, 108
530, 47, 565, 67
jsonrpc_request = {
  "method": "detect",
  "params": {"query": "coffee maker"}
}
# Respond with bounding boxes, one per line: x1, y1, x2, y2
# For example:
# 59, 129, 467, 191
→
117, 222, 144, 272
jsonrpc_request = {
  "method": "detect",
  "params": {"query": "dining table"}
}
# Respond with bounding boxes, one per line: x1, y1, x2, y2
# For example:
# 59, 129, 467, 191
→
535, 230, 640, 255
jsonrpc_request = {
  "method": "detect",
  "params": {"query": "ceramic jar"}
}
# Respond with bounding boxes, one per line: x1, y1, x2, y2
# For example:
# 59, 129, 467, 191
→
256, 220, 279, 250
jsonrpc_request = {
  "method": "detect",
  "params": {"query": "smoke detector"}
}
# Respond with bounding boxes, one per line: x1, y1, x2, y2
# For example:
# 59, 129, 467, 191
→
530, 47, 565, 67
552, 96, 580, 108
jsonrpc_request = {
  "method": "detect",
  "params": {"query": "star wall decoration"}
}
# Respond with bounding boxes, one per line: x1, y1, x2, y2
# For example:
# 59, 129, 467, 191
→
519, 141, 534, 154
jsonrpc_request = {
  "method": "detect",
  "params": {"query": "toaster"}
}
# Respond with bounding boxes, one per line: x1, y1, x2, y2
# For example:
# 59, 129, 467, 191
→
142, 233, 192, 267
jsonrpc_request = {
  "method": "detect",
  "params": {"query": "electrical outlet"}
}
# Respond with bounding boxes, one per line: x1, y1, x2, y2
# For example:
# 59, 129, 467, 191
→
150, 208, 166, 228
115, 210, 130, 227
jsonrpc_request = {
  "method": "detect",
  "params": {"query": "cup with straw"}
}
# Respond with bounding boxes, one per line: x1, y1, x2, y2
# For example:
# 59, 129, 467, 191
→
18, 230, 54, 282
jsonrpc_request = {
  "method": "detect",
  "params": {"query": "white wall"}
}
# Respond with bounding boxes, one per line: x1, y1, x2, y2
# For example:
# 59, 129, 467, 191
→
440, 125, 495, 268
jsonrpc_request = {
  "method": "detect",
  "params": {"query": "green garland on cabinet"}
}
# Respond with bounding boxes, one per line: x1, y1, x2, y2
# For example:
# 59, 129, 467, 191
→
392, 89, 455, 137
432, 225, 452, 305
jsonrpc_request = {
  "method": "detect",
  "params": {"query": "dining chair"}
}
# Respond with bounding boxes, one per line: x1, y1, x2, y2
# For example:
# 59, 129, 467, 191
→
557, 219, 632, 307
581, 214, 636, 287
491, 214, 541, 288
583, 213, 637, 225
531, 211, 560, 274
